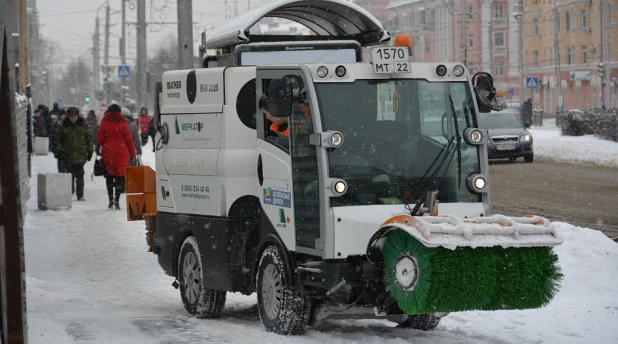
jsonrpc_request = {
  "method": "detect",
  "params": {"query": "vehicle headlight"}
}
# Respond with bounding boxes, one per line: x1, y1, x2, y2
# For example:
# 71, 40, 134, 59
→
453, 65, 465, 77
330, 132, 344, 147
521, 134, 531, 142
332, 179, 347, 194
474, 177, 486, 190
316, 66, 329, 78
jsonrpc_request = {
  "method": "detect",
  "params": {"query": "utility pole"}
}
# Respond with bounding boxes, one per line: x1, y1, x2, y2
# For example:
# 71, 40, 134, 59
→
104, 4, 111, 105
552, 6, 562, 110
460, 0, 467, 66
178, 0, 194, 69
488, 22, 493, 75
602, 0, 611, 108
121, 0, 127, 98
93, 17, 100, 105
137, 0, 147, 108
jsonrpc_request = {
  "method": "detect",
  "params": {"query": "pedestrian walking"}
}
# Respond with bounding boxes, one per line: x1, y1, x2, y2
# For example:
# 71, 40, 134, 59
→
32, 108, 48, 137
55, 107, 94, 201
136, 107, 151, 146
86, 109, 100, 150
50, 109, 67, 172
96, 104, 107, 125
148, 119, 156, 152
121, 107, 142, 166
97, 104, 136, 210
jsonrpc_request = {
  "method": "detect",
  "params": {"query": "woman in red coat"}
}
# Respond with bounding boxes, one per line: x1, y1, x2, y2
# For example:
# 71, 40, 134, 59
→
97, 104, 136, 209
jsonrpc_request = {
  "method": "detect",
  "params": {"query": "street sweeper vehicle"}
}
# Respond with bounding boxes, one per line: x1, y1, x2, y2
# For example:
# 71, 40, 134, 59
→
125, 0, 563, 335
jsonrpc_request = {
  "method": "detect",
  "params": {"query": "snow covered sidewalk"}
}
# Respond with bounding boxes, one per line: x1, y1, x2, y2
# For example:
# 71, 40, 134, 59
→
529, 119, 618, 168
24, 142, 618, 344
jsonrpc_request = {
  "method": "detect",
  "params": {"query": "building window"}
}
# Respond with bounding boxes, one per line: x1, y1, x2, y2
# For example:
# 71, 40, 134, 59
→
534, 50, 539, 67
495, 61, 504, 75
421, 10, 426, 24
406, 15, 414, 29
468, 34, 474, 48
494, 4, 503, 18
425, 41, 430, 52
581, 10, 587, 28
468, 5, 474, 20
533, 18, 539, 35
582, 46, 587, 64
566, 47, 572, 65
565, 12, 570, 30
494, 32, 505, 46
468, 62, 475, 75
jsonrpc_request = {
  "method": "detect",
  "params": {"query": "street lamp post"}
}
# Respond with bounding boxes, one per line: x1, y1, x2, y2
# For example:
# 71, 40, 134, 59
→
41, 70, 50, 106
514, 11, 524, 106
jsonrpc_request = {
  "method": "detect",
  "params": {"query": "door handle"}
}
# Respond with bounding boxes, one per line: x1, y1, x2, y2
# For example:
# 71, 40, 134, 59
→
257, 154, 263, 186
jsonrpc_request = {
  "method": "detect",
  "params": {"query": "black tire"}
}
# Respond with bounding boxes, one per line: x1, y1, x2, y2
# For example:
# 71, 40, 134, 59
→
397, 314, 441, 331
524, 154, 534, 163
509, 157, 517, 162
257, 245, 311, 335
178, 236, 226, 318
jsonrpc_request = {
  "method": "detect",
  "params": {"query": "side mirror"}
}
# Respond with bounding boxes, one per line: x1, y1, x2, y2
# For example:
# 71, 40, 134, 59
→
268, 78, 294, 117
472, 72, 501, 113
153, 81, 162, 130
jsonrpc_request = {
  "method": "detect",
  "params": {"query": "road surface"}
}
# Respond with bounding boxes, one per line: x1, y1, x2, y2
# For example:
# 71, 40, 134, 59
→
490, 160, 618, 239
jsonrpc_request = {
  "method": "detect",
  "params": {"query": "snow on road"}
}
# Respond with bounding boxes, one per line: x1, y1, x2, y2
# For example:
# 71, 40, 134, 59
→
529, 119, 618, 168
25, 142, 618, 344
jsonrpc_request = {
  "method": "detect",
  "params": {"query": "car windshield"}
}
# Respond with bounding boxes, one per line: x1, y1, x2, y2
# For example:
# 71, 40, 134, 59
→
479, 113, 523, 129
315, 79, 481, 207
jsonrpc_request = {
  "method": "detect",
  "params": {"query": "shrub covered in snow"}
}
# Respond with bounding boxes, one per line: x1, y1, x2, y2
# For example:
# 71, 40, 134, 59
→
558, 108, 618, 141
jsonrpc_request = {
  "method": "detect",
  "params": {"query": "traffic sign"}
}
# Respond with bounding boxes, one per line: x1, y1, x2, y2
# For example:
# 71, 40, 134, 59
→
118, 65, 130, 78
508, 88, 514, 96
55, 98, 62, 106
526, 76, 539, 89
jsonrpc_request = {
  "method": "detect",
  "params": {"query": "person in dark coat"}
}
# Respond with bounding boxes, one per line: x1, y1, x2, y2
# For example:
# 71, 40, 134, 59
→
32, 109, 48, 137
86, 109, 100, 151
56, 107, 94, 201
97, 104, 136, 210
121, 107, 142, 166
148, 119, 156, 152
50, 110, 67, 172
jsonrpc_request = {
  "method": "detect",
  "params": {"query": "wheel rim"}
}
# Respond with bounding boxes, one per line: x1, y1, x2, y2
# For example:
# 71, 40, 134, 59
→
261, 263, 282, 320
394, 253, 418, 291
182, 251, 200, 304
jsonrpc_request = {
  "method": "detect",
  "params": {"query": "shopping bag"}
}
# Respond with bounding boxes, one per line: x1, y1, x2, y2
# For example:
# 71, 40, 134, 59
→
94, 157, 106, 176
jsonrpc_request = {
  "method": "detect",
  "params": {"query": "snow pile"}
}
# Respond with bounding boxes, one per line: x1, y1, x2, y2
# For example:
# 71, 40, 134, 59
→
529, 120, 618, 168
24, 141, 618, 343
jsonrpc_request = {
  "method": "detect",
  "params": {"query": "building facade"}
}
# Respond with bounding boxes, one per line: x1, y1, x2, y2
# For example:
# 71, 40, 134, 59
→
522, 0, 618, 111
357, 0, 524, 103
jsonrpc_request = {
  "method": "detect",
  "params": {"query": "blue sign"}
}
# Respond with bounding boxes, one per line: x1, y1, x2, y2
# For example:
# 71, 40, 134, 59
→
55, 98, 62, 106
508, 88, 515, 96
118, 65, 130, 78
263, 187, 291, 208
526, 76, 539, 89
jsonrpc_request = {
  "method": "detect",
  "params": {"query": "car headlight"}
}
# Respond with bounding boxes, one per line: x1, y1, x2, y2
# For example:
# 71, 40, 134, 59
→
521, 134, 531, 142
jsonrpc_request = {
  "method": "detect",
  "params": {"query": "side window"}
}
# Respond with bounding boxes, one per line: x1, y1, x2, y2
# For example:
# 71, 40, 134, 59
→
260, 79, 290, 153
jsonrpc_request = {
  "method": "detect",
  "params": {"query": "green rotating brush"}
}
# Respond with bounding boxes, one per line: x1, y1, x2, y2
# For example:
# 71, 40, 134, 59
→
383, 230, 563, 315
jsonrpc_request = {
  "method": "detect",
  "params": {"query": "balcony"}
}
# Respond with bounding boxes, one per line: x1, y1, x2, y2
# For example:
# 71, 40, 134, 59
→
493, 46, 507, 57
492, 17, 507, 28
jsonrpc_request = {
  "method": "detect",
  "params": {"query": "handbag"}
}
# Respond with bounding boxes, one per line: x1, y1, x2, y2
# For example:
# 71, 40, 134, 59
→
94, 156, 106, 176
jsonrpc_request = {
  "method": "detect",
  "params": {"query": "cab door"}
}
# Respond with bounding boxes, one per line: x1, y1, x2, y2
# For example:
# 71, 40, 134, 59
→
256, 68, 320, 255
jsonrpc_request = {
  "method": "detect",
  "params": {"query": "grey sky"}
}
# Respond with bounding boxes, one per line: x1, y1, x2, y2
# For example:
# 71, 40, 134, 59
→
37, 0, 277, 68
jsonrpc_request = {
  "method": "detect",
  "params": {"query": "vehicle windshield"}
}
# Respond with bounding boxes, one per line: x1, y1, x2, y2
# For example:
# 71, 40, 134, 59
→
479, 113, 523, 129
315, 79, 481, 207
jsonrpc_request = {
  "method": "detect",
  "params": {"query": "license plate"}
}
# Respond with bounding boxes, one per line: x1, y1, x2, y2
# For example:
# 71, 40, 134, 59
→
497, 144, 517, 151
372, 47, 411, 74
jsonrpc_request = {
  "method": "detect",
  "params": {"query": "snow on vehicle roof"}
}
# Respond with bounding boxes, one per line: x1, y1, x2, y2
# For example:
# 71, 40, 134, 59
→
206, 0, 389, 49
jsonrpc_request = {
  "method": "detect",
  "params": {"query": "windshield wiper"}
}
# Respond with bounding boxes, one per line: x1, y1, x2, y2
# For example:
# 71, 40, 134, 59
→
409, 137, 456, 216
449, 95, 463, 189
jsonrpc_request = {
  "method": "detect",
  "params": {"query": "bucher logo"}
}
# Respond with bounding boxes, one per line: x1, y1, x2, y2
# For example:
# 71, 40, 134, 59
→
175, 116, 203, 134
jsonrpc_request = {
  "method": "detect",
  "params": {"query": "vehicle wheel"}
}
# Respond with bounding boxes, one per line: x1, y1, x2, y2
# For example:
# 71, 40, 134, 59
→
179, 236, 226, 318
397, 314, 441, 331
257, 245, 311, 335
509, 157, 517, 162
524, 154, 534, 163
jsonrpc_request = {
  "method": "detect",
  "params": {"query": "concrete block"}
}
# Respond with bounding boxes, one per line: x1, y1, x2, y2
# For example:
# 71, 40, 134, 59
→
38, 173, 72, 210
34, 137, 49, 155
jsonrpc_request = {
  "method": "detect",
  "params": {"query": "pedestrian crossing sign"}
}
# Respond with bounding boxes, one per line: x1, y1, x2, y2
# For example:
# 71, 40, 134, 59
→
526, 76, 539, 89
118, 65, 130, 78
